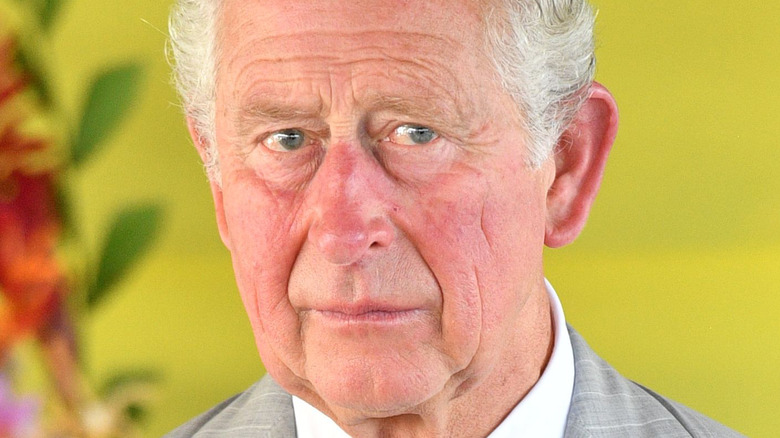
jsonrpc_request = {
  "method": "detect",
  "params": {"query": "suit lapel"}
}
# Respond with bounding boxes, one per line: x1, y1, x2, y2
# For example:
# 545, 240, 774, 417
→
251, 375, 298, 437
564, 327, 611, 438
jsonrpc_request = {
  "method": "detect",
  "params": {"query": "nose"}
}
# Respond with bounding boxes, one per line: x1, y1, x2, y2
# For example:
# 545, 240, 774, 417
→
307, 142, 395, 265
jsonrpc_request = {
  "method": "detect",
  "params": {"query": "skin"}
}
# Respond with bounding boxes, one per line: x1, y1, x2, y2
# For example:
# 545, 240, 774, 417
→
190, 0, 618, 436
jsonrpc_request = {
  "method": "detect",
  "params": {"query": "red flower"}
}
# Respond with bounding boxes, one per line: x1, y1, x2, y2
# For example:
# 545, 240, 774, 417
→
0, 39, 28, 107
0, 172, 64, 348
0, 36, 64, 363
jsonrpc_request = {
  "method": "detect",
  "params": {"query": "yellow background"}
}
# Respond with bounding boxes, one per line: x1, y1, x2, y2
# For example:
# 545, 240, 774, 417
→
28, 0, 780, 436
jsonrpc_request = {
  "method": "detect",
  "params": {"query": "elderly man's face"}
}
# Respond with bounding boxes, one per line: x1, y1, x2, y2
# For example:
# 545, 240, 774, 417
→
209, 0, 556, 422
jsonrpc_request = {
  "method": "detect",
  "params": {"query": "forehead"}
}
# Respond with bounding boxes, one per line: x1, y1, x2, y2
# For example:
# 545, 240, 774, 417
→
218, 0, 486, 44
216, 0, 491, 99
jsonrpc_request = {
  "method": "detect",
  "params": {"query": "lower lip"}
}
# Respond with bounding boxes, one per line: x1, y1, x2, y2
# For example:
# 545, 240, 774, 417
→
315, 309, 424, 325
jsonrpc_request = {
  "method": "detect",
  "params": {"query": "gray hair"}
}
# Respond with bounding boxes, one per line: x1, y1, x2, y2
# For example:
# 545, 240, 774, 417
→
168, 0, 596, 182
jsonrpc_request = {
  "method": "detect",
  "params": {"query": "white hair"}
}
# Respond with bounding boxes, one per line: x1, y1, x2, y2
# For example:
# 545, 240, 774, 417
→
483, 0, 596, 166
168, 0, 223, 182
168, 0, 596, 181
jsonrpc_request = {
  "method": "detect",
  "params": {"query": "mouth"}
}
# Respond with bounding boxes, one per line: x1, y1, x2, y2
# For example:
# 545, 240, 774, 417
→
303, 302, 427, 326
316, 308, 424, 324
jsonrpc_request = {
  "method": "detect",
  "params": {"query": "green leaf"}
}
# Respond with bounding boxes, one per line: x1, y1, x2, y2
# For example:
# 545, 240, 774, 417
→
40, 0, 65, 30
71, 63, 144, 166
99, 368, 161, 424
99, 368, 162, 398
125, 403, 149, 423
54, 182, 76, 238
15, 45, 53, 107
87, 204, 163, 310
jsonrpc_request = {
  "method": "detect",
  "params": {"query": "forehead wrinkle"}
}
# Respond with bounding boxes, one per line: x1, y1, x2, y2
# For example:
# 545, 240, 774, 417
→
229, 29, 463, 55
223, 27, 467, 78
227, 55, 340, 99
227, 66, 332, 138
339, 51, 469, 120
222, 21, 490, 140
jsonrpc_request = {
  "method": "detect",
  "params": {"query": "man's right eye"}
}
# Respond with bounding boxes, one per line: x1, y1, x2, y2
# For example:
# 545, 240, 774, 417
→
263, 129, 307, 151
385, 124, 439, 146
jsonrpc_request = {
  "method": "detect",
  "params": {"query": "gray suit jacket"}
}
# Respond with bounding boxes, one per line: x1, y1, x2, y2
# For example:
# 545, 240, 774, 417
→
166, 327, 743, 437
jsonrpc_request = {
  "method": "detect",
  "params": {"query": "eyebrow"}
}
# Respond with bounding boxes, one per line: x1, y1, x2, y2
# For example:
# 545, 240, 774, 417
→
233, 100, 324, 137
363, 94, 455, 122
232, 90, 471, 138
363, 93, 473, 138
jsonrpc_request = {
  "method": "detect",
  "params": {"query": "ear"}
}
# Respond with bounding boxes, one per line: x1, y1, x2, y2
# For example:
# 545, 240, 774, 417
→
545, 82, 619, 248
186, 117, 232, 251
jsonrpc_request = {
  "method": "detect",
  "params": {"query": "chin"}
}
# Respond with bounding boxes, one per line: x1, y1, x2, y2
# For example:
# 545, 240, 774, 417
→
305, 353, 452, 417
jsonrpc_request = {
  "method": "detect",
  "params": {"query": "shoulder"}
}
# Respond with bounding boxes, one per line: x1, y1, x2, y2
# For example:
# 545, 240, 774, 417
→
164, 375, 296, 438
566, 327, 744, 438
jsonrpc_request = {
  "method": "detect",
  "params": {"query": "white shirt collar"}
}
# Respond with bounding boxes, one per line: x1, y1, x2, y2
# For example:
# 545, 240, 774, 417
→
292, 279, 574, 437
292, 393, 349, 438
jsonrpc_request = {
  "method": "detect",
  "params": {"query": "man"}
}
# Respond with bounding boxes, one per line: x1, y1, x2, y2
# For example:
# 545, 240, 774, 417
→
166, 0, 742, 436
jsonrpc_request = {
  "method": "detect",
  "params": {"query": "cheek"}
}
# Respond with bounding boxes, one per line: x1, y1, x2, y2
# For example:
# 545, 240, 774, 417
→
220, 175, 310, 375
402, 166, 547, 370
475, 193, 547, 330
400, 175, 490, 369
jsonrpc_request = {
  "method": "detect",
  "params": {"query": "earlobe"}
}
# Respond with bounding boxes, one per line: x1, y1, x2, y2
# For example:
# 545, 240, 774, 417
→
186, 117, 232, 251
544, 82, 619, 248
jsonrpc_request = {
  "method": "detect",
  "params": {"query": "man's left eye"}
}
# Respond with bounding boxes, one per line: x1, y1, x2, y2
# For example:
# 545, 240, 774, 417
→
385, 124, 439, 146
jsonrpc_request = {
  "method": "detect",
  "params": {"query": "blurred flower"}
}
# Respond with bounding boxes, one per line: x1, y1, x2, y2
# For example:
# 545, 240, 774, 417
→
0, 373, 40, 438
0, 35, 64, 362
1, 7, 157, 436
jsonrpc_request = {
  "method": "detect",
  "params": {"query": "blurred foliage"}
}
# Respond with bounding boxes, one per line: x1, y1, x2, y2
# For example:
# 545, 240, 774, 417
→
88, 204, 162, 310
0, 0, 164, 436
72, 64, 143, 167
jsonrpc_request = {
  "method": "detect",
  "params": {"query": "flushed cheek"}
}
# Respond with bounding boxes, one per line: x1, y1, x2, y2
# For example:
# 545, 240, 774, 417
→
403, 169, 546, 375
401, 185, 492, 370
220, 177, 310, 376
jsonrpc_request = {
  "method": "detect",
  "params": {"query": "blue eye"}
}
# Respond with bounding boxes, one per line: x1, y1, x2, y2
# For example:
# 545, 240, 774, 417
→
386, 125, 439, 146
264, 129, 307, 151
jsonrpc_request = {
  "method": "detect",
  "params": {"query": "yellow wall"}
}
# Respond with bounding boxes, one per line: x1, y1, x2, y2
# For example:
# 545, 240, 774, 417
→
36, 0, 780, 436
